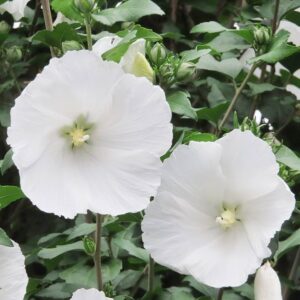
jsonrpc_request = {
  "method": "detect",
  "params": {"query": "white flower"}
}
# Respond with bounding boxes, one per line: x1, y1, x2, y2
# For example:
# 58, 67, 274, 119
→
7, 50, 172, 218
93, 36, 154, 82
142, 129, 295, 288
254, 262, 282, 300
53, 12, 73, 26
0, 0, 30, 20
0, 241, 28, 300
71, 288, 113, 300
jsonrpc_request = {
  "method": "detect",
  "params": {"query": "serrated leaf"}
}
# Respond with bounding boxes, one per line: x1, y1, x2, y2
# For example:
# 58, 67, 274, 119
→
247, 82, 279, 95
67, 223, 96, 241
0, 185, 24, 210
167, 91, 197, 120
92, 0, 164, 26
0, 228, 13, 247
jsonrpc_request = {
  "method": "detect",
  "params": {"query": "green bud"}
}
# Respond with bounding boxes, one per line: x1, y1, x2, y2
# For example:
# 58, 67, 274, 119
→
83, 236, 96, 255
253, 26, 271, 47
149, 43, 167, 66
62, 40, 84, 53
0, 21, 10, 34
176, 62, 196, 82
74, 0, 95, 14
6, 46, 22, 63
159, 62, 173, 79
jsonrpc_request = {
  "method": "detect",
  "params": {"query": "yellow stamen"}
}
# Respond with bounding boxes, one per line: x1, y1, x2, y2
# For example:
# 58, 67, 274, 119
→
216, 209, 237, 229
69, 128, 90, 147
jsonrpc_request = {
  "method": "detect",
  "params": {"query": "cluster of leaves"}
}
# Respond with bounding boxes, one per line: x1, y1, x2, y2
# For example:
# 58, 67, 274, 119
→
1, 0, 300, 299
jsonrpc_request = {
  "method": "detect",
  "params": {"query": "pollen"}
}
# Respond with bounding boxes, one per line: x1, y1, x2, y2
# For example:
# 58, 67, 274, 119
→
216, 208, 237, 229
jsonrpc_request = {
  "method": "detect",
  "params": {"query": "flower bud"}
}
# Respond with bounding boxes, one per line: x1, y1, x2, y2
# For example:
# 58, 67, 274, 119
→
130, 52, 155, 83
254, 262, 283, 300
74, 0, 95, 14
0, 21, 10, 34
83, 236, 96, 255
253, 26, 271, 47
149, 43, 167, 66
6, 46, 22, 63
176, 62, 196, 82
62, 40, 84, 53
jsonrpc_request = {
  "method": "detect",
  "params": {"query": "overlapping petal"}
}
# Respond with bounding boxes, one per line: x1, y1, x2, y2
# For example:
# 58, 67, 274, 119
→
0, 0, 30, 20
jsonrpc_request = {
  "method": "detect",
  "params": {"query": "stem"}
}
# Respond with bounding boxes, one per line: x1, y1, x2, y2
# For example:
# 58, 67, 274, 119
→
283, 247, 300, 300
94, 214, 103, 291
41, 0, 55, 57
85, 15, 93, 51
217, 288, 224, 300
218, 63, 257, 132
147, 256, 155, 293
272, 0, 280, 35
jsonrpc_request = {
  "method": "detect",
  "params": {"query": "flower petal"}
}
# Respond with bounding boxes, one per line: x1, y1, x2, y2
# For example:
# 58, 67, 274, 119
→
71, 288, 112, 300
92, 35, 122, 56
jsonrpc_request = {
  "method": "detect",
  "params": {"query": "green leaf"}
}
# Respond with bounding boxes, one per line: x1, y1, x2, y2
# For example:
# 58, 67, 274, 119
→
32, 23, 83, 49
208, 31, 250, 52
51, 0, 83, 23
276, 145, 300, 171
274, 228, 300, 261
191, 21, 227, 34
250, 30, 300, 64
113, 238, 149, 262
92, 0, 164, 26
0, 228, 13, 247
167, 91, 197, 120
197, 55, 243, 78
102, 258, 123, 282
35, 283, 72, 299
0, 186, 24, 210
184, 276, 217, 298
38, 241, 84, 259
247, 82, 279, 95
196, 102, 230, 124
67, 223, 96, 241
183, 131, 217, 144
181, 49, 211, 62
1, 149, 13, 175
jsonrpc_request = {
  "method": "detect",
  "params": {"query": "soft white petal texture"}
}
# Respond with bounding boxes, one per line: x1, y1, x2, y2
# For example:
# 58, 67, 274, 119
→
0, 241, 28, 300
0, 0, 30, 20
92, 35, 122, 56
71, 288, 113, 300
8, 50, 172, 218
254, 262, 282, 300
142, 130, 295, 288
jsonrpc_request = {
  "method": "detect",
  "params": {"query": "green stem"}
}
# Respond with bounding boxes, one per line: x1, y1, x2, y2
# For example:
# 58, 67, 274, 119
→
272, 0, 280, 34
147, 256, 155, 293
94, 214, 103, 291
40, 0, 55, 57
218, 63, 257, 133
217, 288, 224, 300
85, 15, 93, 51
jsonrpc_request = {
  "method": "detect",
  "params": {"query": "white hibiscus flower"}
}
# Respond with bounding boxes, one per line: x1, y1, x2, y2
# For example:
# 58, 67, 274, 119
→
0, 241, 28, 300
71, 288, 112, 300
0, 0, 30, 20
7, 50, 172, 218
93, 36, 155, 82
254, 262, 282, 300
142, 129, 295, 288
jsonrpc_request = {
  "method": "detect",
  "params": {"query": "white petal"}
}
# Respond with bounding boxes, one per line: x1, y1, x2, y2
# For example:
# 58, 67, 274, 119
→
92, 35, 122, 56
239, 178, 295, 258
121, 39, 146, 73
0, 0, 30, 20
142, 142, 228, 278
71, 288, 112, 300
217, 129, 279, 203
0, 241, 28, 300
94, 74, 172, 156
254, 262, 283, 300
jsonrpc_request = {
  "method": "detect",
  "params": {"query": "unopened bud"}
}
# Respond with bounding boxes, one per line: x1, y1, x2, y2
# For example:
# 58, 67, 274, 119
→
6, 46, 22, 63
83, 236, 96, 255
176, 62, 196, 82
62, 40, 84, 53
149, 43, 167, 66
0, 21, 10, 34
254, 262, 282, 300
74, 0, 95, 14
253, 26, 271, 47
130, 52, 155, 83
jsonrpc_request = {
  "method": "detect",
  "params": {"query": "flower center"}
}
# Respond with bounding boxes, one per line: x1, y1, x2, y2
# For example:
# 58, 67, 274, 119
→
216, 208, 237, 229
61, 115, 93, 149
